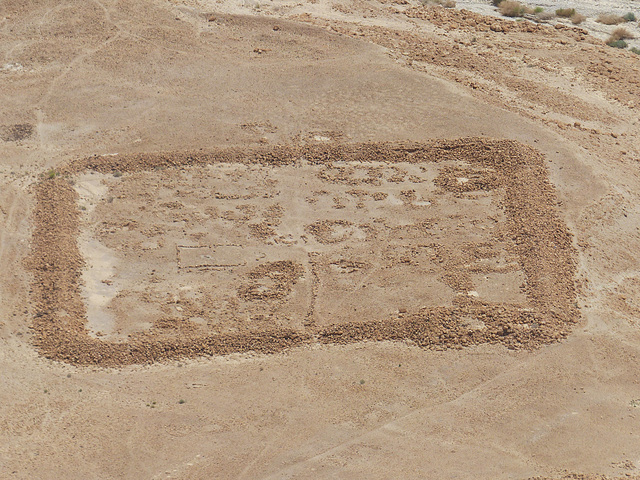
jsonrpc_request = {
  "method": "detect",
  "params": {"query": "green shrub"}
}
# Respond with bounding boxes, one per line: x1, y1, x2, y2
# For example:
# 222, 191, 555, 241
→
555, 8, 575, 18
534, 6, 544, 13
623, 12, 636, 22
607, 39, 628, 48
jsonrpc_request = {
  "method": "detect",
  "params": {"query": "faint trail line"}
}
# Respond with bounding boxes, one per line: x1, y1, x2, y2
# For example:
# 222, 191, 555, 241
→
36, 3, 66, 38
259, 360, 532, 480
235, 428, 287, 480
91, 0, 115, 25
0, 190, 20, 272
94, 0, 200, 58
37, 32, 122, 110
121, 30, 200, 57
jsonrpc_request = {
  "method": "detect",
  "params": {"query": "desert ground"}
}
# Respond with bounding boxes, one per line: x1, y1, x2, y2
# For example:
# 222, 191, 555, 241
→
1, 0, 640, 478
457, 0, 640, 49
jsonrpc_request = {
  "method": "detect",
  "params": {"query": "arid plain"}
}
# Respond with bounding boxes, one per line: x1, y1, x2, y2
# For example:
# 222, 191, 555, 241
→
1, 0, 640, 478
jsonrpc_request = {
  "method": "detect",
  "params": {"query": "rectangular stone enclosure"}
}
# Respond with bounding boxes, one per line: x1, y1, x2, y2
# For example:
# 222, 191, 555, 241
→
30, 139, 578, 365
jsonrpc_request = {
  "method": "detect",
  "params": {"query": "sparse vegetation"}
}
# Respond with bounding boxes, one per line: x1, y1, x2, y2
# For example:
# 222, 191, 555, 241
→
535, 10, 555, 21
631, 47, 640, 55
607, 39, 628, 49
178, 399, 186, 404
422, 0, 456, 7
498, 1, 531, 18
610, 27, 636, 41
492, 0, 504, 6
596, 13, 625, 25
555, 8, 575, 18
623, 12, 636, 22
533, 6, 543, 14
46, 169, 57, 179
570, 13, 586, 25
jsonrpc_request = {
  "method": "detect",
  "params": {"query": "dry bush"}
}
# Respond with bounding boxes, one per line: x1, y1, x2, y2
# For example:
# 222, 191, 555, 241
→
536, 11, 555, 20
422, 0, 456, 7
555, 8, 575, 18
596, 13, 625, 25
498, 0, 530, 17
570, 13, 586, 24
609, 27, 636, 41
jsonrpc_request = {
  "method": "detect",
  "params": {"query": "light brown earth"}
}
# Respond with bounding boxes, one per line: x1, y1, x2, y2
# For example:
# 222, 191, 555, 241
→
1, 0, 640, 478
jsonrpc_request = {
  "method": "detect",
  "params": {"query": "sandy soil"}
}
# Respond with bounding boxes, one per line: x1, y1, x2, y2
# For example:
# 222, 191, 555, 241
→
80, 159, 503, 337
1, 0, 640, 478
